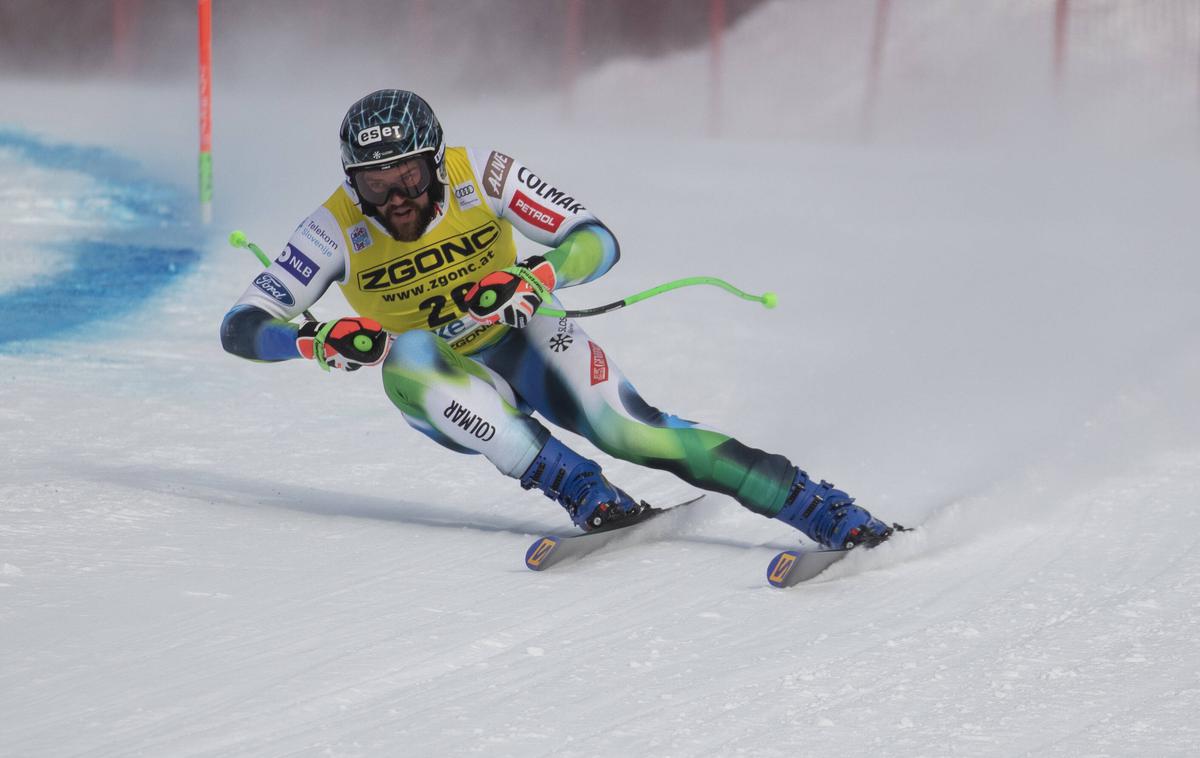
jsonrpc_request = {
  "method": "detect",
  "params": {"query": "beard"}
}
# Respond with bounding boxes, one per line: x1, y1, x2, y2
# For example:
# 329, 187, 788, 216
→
377, 195, 437, 242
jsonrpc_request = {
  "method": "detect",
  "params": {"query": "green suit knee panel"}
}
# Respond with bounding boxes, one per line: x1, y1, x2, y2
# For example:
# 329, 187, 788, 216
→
590, 418, 794, 515
381, 330, 496, 413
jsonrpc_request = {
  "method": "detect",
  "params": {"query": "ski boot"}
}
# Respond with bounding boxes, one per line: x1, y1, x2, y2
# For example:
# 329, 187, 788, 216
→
520, 437, 644, 531
774, 468, 893, 549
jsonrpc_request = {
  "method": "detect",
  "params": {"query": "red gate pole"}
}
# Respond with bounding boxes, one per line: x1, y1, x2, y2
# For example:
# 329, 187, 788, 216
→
198, 0, 213, 225
563, 0, 583, 122
409, 0, 430, 64
1054, 0, 1069, 93
862, 0, 891, 139
112, 0, 140, 75
709, 0, 725, 137
1194, 0, 1200, 150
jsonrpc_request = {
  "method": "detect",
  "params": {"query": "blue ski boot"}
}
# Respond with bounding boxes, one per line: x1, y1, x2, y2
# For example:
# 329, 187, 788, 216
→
774, 468, 893, 549
520, 437, 645, 531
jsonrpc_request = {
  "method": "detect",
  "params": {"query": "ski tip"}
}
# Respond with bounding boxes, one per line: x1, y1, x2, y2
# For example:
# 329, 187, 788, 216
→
525, 536, 561, 571
767, 550, 801, 588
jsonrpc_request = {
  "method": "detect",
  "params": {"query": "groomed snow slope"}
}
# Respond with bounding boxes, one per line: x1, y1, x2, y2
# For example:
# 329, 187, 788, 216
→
3, 1, 1200, 755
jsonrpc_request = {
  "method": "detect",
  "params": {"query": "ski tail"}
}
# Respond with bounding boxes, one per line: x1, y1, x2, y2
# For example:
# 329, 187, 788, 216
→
525, 536, 562, 570
766, 547, 850, 588
524, 494, 705, 572
767, 524, 914, 587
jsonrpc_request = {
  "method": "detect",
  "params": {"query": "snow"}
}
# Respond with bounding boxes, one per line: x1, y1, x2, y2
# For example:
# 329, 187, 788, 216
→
3, 1, 1200, 756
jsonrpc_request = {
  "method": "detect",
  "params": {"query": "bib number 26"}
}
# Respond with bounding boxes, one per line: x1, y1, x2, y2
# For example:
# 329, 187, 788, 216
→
419, 283, 475, 328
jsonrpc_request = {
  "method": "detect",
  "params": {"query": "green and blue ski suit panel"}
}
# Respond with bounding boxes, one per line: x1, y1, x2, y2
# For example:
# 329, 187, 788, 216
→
220, 145, 799, 518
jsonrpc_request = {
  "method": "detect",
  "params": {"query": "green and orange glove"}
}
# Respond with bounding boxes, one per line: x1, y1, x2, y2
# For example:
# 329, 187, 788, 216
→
296, 317, 389, 372
464, 256, 557, 329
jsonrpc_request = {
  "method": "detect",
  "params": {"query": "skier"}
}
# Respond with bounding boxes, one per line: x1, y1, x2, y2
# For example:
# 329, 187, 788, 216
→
220, 89, 894, 549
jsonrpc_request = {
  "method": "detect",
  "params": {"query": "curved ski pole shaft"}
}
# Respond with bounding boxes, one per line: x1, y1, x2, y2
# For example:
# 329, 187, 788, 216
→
228, 229, 316, 322
536, 276, 778, 319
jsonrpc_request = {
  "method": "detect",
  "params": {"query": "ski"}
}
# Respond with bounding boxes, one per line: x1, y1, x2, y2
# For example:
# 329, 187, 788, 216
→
766, 524, 914, 587
524, 495, 705, 571
766, 547, 851, 587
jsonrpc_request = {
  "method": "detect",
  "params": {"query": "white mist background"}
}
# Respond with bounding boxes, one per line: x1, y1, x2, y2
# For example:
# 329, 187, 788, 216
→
3, 1, 1200, 755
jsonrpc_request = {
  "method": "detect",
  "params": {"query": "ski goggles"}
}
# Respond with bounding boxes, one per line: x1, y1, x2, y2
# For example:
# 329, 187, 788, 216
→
352, 157, 434, 205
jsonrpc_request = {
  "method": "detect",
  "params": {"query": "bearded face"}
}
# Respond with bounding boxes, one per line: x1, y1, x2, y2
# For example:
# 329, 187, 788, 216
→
352, 158, 439, 242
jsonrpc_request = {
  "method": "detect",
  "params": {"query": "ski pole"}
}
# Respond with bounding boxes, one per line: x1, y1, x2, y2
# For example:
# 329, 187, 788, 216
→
230, 229, 775, 321
228, 230, 316, 322
534, 276, 778, 319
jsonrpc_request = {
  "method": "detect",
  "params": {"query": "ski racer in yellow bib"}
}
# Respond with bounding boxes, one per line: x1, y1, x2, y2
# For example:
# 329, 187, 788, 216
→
220, 89, 897, 548
329, 145, 517, 355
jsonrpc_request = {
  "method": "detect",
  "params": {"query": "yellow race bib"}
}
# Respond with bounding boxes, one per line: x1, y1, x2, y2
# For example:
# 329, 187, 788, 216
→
323, 147, 518, 354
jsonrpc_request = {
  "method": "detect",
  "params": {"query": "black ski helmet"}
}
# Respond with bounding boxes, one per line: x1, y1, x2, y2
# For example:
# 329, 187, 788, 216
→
339, 89, 447, 188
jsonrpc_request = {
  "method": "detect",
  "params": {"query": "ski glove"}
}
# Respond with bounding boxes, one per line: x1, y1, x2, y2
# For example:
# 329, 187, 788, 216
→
464, 257, 557, 329
296, 317, 389, 372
